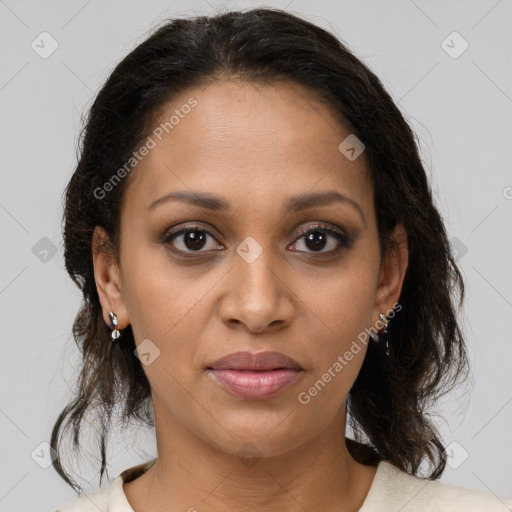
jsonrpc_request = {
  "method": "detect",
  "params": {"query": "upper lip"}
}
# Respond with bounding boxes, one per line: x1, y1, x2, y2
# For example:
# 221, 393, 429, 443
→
207, 351, 303, 371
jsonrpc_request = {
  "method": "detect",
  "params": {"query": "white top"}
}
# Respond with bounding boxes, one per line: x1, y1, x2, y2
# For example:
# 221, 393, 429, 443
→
53, 460, 512, 511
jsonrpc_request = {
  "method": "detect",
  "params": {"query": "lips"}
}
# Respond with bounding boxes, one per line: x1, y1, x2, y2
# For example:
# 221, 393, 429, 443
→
207, 350, 303, 371
207, 351, 303, 400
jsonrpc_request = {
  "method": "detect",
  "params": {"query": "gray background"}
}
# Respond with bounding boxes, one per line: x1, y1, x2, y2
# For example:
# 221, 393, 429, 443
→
0, 0, 511, 511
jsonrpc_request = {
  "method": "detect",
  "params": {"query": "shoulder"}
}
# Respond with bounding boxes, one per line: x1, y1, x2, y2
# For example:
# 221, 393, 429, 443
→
51, 459, 156, 512
361, 461, 512, 511
51, 482, 111, 512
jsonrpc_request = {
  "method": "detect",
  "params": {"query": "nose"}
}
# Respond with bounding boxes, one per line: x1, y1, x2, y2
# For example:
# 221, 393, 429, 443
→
219, 246, 294, 334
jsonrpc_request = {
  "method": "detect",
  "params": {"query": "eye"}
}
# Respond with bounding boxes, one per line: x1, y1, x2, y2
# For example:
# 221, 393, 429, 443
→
162, 224, 223, 257
289, 223, 352, 254
162, 222, 352, 259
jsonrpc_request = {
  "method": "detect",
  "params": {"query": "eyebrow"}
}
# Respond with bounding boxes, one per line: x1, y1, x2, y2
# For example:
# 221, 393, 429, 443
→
147, 190, 366, 226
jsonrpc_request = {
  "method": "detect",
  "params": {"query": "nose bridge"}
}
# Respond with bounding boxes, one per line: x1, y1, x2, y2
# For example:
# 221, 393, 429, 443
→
221, 233, 293, 331
234, 235, 281, 302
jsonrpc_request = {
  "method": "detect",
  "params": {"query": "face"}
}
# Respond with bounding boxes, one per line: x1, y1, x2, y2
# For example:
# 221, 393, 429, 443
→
93, 79, 408, 459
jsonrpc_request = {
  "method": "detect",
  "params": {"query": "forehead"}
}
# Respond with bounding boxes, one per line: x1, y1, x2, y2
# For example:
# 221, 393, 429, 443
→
123, 79, 372, 216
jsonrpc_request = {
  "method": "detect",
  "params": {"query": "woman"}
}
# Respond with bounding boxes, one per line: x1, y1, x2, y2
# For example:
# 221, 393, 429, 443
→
51, 7, 512, 512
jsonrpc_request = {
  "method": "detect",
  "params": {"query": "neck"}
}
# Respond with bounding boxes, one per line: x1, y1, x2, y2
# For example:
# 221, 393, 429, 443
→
123, 400, 377, 512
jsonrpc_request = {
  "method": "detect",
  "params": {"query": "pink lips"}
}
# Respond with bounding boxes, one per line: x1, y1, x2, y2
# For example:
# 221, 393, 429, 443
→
207, 350, 303, 400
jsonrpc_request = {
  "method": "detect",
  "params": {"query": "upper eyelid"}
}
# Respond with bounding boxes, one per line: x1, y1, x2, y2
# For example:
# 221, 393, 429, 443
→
164, 222, 347, 246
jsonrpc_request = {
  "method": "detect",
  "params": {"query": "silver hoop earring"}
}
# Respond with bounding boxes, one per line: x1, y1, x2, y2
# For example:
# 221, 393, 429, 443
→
108, 311, 121, 341
370, 312, 390, 356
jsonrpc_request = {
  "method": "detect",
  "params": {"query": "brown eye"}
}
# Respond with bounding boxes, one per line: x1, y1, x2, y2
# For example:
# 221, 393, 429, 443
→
289, 224, 352, 254
179, 230, 208, 250
162, 225, 223, 256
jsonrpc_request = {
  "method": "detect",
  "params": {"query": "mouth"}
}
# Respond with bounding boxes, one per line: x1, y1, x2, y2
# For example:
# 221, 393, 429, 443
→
207, 368, 303, 400
207, 350, 303, 371
206, 351, 304, 400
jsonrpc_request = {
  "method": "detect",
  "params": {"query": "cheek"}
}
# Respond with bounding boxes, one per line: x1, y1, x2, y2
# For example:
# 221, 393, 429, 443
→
295, 265, 376, 400
296, 324, 368, 421
309, 266, 377, 341
120, 242, 204, 340
120, 247, 221, 386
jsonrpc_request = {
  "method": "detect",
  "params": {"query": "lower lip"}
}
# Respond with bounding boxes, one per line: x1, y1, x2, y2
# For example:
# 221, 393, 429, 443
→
208, 369, 302, 400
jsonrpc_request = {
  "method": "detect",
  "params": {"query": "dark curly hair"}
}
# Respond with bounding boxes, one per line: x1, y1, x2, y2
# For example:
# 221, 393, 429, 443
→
51, 6, 469, 493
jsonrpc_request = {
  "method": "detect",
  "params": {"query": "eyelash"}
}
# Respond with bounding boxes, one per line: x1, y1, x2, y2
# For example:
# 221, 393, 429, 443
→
161, 223, 353, 260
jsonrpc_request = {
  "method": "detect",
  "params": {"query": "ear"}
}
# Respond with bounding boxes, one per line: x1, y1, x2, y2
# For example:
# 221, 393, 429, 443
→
373, 222, 409, 319
92, 226, 130, 330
